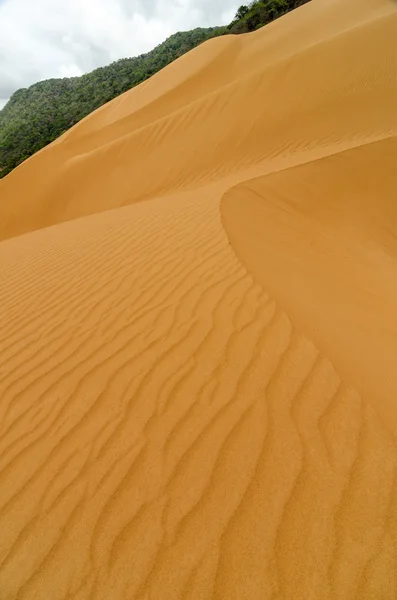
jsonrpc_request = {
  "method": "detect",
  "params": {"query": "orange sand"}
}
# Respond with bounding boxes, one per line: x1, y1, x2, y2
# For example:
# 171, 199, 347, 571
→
0, 0, 397, 597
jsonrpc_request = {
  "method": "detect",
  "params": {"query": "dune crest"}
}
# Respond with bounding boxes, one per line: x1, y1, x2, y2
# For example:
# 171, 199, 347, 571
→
1, 0, 397, 598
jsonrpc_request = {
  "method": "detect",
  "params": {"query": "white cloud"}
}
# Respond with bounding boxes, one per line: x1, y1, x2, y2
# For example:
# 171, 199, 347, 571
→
0, 0, 239, 106
58, 65, 84, 78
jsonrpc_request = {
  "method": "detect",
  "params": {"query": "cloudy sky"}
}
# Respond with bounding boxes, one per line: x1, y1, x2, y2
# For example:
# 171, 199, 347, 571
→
0, 0, 239, 109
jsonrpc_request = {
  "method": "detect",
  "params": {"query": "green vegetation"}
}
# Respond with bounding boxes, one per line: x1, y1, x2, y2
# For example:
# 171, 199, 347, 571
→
0, 0, 309, 178
227, 0, 308, 33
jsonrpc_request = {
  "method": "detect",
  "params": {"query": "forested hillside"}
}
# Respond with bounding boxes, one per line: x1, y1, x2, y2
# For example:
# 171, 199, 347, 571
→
0, 0, 309, 178
227, 0, 309, 33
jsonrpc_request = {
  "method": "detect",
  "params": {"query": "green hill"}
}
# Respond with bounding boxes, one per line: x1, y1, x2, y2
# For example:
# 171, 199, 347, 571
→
0, 0, 308, 178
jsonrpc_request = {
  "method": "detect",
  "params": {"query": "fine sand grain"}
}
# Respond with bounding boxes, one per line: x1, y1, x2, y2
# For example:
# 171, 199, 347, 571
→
0, 0, 397, 598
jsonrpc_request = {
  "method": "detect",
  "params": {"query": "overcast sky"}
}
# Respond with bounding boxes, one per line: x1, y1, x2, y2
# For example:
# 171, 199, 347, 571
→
0, 0, 239, 109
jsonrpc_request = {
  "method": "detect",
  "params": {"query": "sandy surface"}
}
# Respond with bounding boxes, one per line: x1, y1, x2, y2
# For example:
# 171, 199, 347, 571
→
0, 0, 397, 597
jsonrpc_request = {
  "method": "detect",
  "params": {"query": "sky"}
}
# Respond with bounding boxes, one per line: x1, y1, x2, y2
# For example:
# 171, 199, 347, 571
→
0, 0, 239, 109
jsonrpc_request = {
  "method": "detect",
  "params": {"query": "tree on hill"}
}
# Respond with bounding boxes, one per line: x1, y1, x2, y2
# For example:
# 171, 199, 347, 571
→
227, 0, 304, 33
235, 5, 250, 20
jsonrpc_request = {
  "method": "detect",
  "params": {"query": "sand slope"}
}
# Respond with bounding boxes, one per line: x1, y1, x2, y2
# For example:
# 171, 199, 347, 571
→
0, 0, 397, 598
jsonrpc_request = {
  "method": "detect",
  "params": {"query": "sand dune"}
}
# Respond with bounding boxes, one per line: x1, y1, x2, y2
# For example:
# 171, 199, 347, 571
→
0, 0, 397, 597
